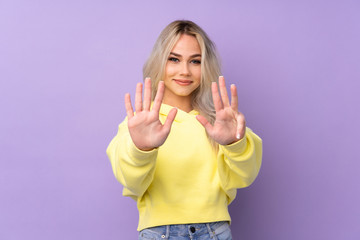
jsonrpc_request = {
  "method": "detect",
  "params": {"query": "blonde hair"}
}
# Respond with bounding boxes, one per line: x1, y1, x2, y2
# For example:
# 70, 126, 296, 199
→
143, 20, 221, 149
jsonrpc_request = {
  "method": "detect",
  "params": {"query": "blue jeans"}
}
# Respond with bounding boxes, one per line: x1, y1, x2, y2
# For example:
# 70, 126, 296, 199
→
138, 221, 232, 240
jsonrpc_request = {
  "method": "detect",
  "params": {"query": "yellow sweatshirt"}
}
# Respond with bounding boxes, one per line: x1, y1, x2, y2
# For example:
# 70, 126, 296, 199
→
106, 103, 262, 231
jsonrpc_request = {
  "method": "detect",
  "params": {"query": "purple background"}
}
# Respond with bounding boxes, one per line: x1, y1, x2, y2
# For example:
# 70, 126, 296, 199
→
1, 0, 359, 239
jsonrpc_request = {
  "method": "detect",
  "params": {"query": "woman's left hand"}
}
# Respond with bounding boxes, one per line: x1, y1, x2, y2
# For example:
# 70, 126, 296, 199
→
196, 76, 246, 145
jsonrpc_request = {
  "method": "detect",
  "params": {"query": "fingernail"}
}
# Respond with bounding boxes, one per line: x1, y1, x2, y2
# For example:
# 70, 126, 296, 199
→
236, 133, 241, 139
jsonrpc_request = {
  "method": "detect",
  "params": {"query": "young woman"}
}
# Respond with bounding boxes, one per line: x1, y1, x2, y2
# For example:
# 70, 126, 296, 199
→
107, 20, 262, 240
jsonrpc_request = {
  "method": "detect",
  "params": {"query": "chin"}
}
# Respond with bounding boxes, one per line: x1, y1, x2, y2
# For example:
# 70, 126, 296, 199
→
174, 91, 194, 97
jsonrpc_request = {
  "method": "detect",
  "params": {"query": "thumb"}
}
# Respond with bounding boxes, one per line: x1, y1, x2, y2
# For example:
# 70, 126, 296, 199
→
196, 115, 214, 134
162, 108, 178, 133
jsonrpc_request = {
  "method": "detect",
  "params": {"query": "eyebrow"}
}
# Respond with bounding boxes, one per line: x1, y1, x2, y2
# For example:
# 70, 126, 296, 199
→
170, 52, 202, 58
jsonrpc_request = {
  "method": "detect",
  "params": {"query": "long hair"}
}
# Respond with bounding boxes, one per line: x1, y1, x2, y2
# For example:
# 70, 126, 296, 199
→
143, 20, 221, 149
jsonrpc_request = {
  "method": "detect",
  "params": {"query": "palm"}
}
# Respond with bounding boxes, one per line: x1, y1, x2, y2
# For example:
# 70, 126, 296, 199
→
125, 78, 177, 151
196, 76, 246, 145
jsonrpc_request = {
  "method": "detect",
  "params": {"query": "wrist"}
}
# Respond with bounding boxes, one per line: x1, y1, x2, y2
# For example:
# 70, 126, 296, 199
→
134, 143, 157, 152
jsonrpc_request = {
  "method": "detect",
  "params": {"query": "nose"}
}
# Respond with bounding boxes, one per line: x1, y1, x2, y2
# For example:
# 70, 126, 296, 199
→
180, 62, 191, 76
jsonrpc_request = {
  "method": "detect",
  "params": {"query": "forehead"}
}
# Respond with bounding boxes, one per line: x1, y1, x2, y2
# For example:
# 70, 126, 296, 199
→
171, 34, 201, 54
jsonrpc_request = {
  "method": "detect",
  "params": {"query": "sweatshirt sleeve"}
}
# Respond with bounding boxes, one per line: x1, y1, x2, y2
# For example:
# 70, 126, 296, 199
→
106, 118, 158, 200
217, 127, 262, 203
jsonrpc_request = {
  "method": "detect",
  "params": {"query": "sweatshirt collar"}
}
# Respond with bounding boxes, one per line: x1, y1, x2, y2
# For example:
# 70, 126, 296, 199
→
159, 103, 199, 122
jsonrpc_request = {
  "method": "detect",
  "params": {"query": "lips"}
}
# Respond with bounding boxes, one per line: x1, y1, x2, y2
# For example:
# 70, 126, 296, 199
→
173, 79, 193, 86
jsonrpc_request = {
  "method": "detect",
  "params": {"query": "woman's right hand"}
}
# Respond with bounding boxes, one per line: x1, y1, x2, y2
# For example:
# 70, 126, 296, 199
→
125, 78, 178, 151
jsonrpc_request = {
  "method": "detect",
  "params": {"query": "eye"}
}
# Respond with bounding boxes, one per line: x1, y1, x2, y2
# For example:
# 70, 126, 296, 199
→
191, 59, 201, 65
168, 57, 179, 62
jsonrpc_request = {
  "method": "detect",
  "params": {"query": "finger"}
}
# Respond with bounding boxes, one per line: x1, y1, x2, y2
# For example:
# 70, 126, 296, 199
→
162, 107, 178, 133
125, 93, 134, 119
230, 84, 238, 111
143, 77, 151, 111
212, 82, 223, 112
152, 81, 164, 113
219, 76, 230, 107
135, 82, 143, 113
196, 115, 214, 134
236, 114, 246, 140
236, 130, 241, 140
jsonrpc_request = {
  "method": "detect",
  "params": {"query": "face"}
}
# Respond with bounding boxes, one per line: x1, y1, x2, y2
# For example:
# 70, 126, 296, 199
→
162, 34, 202, 107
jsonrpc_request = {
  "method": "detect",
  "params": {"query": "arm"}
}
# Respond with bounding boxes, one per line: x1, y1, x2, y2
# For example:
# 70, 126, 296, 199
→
196, 76, 262, 202
217, 127, 262, 202
106, 119, 159, 200
106, 78, 177, 200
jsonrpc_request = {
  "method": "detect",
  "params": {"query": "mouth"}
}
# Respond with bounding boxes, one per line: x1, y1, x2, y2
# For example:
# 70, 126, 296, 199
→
173, 79, 193, 86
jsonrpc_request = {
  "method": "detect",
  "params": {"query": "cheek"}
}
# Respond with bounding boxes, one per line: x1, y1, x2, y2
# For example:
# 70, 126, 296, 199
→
193, 67, 201, 80
164, 64, 176, 78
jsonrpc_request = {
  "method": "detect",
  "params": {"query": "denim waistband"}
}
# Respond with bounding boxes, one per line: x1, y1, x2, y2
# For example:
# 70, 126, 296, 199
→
139, 221, 230, 239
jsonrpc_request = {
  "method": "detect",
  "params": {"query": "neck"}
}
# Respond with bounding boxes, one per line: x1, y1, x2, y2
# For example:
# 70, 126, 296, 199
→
163, 95, 193, 113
